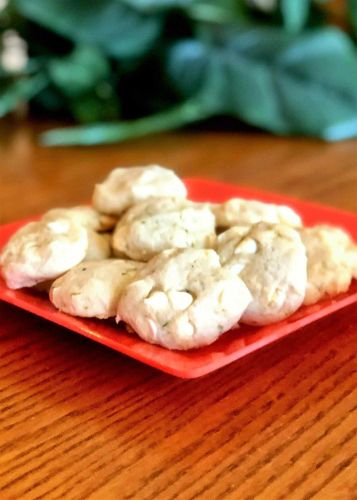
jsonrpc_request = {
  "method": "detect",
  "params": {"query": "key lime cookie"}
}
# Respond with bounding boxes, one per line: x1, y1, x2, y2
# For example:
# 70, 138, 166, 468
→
93, 165, 187, 216
117, 248, 252, 350
212, 198, 301, 228
300, 225, 357, 305
218, 223, 307, 325
0, 219, 88, 289
112, 198, 216, 261
50, 259, 143, 318
43, 205, 116, 232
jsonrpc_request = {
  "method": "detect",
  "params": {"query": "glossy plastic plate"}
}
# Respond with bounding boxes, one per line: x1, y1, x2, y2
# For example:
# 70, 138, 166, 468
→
0, 178, 356, 378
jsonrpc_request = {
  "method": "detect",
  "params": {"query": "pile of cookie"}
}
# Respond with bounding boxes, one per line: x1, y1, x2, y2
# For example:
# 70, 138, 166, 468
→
1, 166, 356, 350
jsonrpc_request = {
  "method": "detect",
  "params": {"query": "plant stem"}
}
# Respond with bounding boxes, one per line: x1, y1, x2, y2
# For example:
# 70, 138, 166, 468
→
41, 99, 212, 146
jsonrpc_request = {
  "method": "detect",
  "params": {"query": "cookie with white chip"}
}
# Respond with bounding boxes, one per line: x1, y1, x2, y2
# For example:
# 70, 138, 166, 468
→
0, 219, 88, 289
217, 223, 307, 325
50, 259, 143, 318
44, 207, 113, 261
112, 198, 216, 261
43, 206, 117, 232
300, 225, 357, 305
92, 165, 187, 216
117, 248, 252, 350
212, 198, 302, 228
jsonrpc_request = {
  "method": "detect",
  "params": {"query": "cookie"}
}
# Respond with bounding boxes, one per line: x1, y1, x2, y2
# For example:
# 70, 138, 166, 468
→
85, 231, 111, 261
117, 248, 252, 350
112, 198, 216, 261
0, 219, 88, 289
301, 225, 357, 305
217, 223, 307, 325
43, 206, 116, 232
44, 207, 113, 261
92, 165, 187, 216
50, 259, 143, 318
212, 198, 302, 228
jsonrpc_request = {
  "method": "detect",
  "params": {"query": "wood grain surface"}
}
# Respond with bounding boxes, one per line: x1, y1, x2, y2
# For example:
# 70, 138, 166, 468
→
0, 119, 356, 499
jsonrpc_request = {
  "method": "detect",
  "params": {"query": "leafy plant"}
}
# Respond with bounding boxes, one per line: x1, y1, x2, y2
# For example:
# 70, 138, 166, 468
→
280, 0, 311, 33
349, 0, 357, 36
15, 0, 163, 58
1, 0, 357, 145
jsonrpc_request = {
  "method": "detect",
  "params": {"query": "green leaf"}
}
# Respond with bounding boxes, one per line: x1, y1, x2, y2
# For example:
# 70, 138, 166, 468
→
0, 74, 48, 117
40, 99, 210, 145
69, 83, 121, 123
187, 0, 248, 24
32, 85, 68, 114
167, 33, 291, 133
280, 0, 311, 33
69, 94, 115, 123
167, 27, 357, 140
14, 0, 163, 59
122, 0, 192, 11
48, 45, 110, 97
348, 0, 357, 35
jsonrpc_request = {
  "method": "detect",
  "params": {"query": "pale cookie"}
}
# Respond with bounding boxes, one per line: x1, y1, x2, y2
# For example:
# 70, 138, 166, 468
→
44, 207, 113, 261
50, 259, 143, 318
117, 248, 252, 350
92, 165, 187, 216
43, 206, 117, 232
112, 198, 216, 261
85, 231, 111, 261
0, 219, 88, 289
212, 198, 302, 228
217, 223, 307, 325
300, 225, 357, 305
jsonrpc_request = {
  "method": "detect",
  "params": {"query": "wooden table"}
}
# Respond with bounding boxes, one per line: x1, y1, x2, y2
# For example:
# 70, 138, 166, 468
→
0, 120, 356, 499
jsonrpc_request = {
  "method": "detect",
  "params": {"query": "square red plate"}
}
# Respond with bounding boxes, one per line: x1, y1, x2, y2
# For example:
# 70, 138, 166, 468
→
0, 178, 356, 378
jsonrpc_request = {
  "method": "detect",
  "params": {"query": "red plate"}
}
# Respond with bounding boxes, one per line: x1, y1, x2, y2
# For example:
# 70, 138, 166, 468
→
0, 178, 356, 378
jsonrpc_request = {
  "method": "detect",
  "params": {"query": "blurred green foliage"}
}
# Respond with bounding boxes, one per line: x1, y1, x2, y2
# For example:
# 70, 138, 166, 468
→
1, 0, 357, 144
